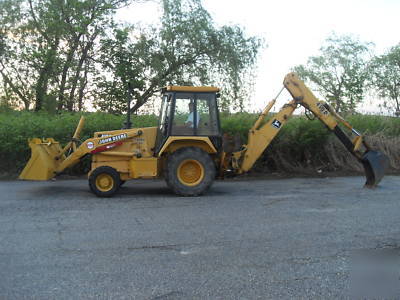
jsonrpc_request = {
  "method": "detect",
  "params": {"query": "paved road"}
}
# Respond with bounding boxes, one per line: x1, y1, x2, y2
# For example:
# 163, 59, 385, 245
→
0, 176, 399, 299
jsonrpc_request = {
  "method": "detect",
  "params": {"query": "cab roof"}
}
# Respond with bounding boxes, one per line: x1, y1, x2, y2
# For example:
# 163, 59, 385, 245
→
164, 86, 220, 93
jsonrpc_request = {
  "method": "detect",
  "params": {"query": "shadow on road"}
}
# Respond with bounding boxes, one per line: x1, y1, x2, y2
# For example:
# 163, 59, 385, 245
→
23, 179, 230, 202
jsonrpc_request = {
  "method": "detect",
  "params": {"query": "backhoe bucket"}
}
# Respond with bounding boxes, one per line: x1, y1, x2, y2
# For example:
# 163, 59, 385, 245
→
361, 150, 389, 188
19, 138, 64, 180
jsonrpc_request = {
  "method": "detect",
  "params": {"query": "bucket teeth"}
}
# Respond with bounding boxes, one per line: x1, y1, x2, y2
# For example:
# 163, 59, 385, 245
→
361, 150, 389, 188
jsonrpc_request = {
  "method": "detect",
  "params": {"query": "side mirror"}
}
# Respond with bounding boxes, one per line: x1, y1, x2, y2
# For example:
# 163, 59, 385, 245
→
216, 93, 221, 99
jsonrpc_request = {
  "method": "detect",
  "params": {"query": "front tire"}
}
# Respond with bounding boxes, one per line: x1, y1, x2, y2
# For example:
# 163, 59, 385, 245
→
165, 147, 216, 196
89, 166, 121, 197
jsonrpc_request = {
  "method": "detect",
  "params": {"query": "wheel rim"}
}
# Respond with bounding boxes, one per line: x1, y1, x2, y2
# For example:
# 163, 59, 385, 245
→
95, 173, 114, 192
177, 159, 205, 186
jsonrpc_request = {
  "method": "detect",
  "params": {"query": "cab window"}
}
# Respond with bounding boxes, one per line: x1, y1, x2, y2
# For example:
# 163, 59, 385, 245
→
171, 93, 195, 136
196, 94, 219, 136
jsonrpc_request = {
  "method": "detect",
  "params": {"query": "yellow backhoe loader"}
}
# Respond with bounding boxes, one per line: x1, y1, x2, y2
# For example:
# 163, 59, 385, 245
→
19, 73, 389, 197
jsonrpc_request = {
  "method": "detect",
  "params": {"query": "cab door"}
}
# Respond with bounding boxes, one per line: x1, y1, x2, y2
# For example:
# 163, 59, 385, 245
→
154, 93, 172, 154
155, 91, 222, 154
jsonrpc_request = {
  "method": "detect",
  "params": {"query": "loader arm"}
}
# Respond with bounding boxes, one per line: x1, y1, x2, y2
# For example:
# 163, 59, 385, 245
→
54, 129, 142, 174
230, 72, 388, 187
19, 117, 142, 181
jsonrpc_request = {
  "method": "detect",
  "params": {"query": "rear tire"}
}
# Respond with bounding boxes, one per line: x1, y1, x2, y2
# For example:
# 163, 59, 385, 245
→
165, 147, 215, 196
89, 166, 121, 197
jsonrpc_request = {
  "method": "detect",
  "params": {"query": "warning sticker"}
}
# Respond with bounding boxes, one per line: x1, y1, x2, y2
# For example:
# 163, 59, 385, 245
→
87, 141, 94, 149
132, 138, 145, 144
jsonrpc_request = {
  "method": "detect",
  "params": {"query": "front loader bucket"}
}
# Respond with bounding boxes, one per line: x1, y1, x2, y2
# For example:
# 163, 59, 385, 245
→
19, 138, 64, 180
361, 150, 389, 188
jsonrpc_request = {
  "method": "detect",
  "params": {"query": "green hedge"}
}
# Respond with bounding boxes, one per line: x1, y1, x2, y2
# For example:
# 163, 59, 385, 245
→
0, 111, 157, 174
0, 110, 398, 176
221, 112, 399, 173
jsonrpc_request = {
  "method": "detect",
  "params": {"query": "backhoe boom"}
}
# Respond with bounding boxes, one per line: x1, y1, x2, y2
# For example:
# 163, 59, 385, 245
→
230, 73, 388, 187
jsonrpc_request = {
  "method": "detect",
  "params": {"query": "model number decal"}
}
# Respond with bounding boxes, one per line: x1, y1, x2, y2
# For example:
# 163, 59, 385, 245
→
132, 138, 145, 144
98, 133, 128, 145
316, 102, 329, 115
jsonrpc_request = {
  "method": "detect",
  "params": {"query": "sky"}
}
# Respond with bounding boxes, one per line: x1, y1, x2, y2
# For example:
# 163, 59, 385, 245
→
116, 0, 400, 113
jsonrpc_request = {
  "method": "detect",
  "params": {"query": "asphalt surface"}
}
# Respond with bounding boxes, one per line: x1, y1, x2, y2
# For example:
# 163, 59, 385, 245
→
0, 176, 399, 299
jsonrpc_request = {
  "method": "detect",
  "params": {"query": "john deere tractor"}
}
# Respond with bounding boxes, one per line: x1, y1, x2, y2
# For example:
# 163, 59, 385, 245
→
20, 73, 389, 196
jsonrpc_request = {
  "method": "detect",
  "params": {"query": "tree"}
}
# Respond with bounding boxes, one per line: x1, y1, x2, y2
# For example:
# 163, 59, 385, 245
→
0, 0, 34, 110
93, 0, 262, 114
0, 0, 260, 113
0, 0, 133, 111
368, 44, 400, 116
294, 33, 373, 113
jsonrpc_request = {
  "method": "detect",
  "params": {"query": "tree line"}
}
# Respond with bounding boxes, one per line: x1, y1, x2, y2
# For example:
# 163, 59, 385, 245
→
294, 33, 400, 116
0, 0, 262, 113
0, 0, 398, 116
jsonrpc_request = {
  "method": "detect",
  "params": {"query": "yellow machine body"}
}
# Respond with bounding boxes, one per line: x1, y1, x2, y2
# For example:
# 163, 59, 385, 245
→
20, 123, 218, 182
89, 127, 158, 181
158, 136, 217, 155
19, 74, 389, 197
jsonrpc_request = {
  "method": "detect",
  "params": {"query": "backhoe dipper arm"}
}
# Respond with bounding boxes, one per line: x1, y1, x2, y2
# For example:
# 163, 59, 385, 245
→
283, 73, 364, 154
231, 72, 388, 187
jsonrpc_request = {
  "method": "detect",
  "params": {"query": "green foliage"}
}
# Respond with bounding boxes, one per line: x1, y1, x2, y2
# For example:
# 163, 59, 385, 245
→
0, 111, 397, 177
220, 113, 400, 146
220, 113, 331, 167
0, 111, 156, 173
294, 33, 373, 113
0, 0, 132, 111
1, 0, 261, 114
368, 44, 400, 115
220, 112, 259, 141
220, 113, 398, 173
346, 114, 400, 137
275, 117, 330, 152
94, 0, 262, 114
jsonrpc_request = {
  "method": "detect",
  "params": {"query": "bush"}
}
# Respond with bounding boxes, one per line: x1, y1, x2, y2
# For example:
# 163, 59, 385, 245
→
0, 110, 398, 177
220, 112, 399, 174
0, 111, 157, 174
346, 114, 400, 137
220, 112, 259, 142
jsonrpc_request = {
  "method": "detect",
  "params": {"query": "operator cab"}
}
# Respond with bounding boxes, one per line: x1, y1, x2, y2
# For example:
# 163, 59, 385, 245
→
155, 86, 222, 154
